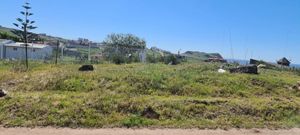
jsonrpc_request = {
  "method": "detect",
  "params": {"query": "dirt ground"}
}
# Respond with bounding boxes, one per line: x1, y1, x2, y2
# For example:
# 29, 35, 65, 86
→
0, 128, 299, 135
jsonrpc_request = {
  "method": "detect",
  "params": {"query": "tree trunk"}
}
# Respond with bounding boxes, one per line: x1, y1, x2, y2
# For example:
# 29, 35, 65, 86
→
24, 25, 28, 69
24, 9, 29, 70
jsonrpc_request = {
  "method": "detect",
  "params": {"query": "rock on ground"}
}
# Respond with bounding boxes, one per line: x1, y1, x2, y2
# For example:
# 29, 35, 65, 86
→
229, 65, 258, 74
141, 107, 160, 119
79, 65, 94, 71
0, 89, 7, 97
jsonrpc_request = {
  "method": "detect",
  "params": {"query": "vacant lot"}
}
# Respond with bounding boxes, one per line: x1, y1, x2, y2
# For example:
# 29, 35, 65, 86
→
0, 61, 300, 128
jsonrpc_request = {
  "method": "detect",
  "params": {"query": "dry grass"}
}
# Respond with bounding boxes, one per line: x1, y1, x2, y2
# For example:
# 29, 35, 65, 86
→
0, 61, 300, 128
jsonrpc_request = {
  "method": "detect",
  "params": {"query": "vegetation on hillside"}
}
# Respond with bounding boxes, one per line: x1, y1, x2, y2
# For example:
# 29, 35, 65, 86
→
0, 25, 43, 43
182, 51, 224, 61
0, 61, 299, 128
0, 26, 84, 46
0, 32, 20, 41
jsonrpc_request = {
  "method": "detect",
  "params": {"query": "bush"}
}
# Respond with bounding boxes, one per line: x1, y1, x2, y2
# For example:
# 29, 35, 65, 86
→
112, 54, 126, 64
121, 116, 153, 128
294, 69, 300, 76
164, 55, 180, 65
55, 78, 94, 91
125, 53, 140, 63
146, 54, 157, 63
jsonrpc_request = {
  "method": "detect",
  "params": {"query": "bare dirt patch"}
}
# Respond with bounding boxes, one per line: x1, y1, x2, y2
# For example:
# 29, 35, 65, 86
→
0, 128, 299, 135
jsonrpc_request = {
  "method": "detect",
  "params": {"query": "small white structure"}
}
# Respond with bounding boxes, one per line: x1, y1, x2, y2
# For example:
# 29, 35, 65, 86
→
0, 39, 14, 59
218, 69, 227, 73
0, 39, 53, 60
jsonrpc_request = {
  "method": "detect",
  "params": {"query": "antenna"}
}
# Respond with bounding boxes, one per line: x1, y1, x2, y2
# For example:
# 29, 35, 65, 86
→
245, 48, 248, 64
244, 35, 249, 64
88, 42, 91, 62
229, 30, 234, 61
178, 49, 181, 56
284, 32, 288, 60
286, 32, 292, 63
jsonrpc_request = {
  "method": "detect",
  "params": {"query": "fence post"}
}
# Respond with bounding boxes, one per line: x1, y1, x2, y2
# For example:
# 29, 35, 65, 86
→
55, 40, 59, 64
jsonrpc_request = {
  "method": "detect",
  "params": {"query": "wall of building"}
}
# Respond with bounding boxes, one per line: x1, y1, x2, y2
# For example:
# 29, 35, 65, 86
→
5, 46, 26, 59
4, 46, 53, 60
0, 44, 3, 59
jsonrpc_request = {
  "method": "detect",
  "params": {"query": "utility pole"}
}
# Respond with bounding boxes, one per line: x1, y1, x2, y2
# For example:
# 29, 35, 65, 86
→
88, 42, 91, 63
61, 45, 64, 60
55, 40, 59, 64
229, 30, 234, 60
178, 49, 181, 56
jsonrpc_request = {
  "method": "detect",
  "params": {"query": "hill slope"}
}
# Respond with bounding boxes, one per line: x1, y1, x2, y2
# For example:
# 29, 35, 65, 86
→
182, 51, 224, 61
0, 26, 95, 45
0, 62, 299, 128
0, 26, 68, 43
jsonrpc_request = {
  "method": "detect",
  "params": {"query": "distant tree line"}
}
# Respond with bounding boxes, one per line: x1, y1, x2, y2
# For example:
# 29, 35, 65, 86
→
101, 33, 184, 65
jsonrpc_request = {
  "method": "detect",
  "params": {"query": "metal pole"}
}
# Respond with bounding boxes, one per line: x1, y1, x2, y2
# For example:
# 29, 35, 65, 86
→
55, 40, 59, 64
88, 43, 91, 62
61, 45, 64, 60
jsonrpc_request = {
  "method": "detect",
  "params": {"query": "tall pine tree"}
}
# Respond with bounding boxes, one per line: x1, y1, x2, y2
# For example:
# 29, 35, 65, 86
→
13, 2, 37, 70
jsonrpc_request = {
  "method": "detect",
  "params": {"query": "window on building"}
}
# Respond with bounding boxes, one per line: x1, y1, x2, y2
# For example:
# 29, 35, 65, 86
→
13, 47, 17, 51
32, 49, 36, 52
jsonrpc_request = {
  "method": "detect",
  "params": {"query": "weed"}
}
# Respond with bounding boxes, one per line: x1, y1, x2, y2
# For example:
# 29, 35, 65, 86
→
0, 61, 299, 128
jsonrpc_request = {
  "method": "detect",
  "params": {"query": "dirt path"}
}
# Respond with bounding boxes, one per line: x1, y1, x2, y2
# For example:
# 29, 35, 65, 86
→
0, 128, 299, 135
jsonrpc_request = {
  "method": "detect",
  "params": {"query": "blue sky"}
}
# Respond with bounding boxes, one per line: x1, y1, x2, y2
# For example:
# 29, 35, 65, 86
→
1, 0, 300, 63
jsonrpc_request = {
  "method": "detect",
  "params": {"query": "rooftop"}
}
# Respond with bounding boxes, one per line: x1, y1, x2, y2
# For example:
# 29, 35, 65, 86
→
0, 39, 14, 44
4, 42, 49, 49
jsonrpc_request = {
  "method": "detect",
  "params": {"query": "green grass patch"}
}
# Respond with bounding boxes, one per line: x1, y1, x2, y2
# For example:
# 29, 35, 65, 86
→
0, 61, 299, 128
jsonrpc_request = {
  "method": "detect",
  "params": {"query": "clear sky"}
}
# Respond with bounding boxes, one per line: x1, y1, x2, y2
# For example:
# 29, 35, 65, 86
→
1, 0, 300, 63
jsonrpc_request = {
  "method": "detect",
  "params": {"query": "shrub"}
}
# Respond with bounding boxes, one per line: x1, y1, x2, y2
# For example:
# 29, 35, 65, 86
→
146, 54, 157, 63
121, 115, 153, 128
164, 55, 180, 65
125, 53, 140, 63
112, 54, 126, 64
55, 78, 94, 91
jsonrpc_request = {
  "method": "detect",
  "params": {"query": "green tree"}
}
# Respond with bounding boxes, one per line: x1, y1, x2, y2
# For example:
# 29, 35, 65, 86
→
103, 33, 146, 50
103, 33, 146, 64
13, 2, 37, 70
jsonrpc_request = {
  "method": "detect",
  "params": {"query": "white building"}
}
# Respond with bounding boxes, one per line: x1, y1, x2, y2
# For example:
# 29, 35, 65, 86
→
0, 39, 53, 60
0, 39, 15, 59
